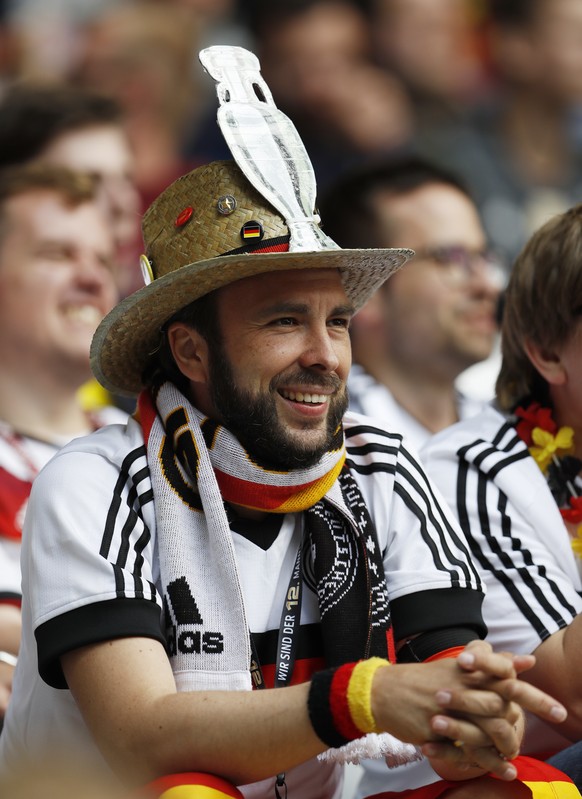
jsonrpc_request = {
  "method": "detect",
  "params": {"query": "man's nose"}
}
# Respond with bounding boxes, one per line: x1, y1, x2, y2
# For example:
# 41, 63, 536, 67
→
75, 252, 114, 293
470, 252, 507, 294
298, 327, 341, 372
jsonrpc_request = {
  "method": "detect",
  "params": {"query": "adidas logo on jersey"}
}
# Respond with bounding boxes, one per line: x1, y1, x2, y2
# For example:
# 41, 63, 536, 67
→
164, 576, 224, 656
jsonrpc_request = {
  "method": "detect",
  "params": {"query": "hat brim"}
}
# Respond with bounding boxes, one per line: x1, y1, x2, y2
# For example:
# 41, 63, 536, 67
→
90, 246, 413, 396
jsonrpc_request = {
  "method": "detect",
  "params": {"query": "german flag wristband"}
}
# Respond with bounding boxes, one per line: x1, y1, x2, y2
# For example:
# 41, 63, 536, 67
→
307, 658, 389, 748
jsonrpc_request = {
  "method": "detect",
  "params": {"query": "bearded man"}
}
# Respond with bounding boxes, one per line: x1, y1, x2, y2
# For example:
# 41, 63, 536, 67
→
0, 46, 574, 799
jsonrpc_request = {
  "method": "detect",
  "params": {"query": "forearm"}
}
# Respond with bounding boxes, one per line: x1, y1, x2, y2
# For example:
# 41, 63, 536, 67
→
140, 684, 321, 785
526, 621, 582, 739
63, 637, 324, 786
62, 638, 566, 788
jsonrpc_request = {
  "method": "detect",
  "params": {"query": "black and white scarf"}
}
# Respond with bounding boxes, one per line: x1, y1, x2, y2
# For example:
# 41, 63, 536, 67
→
139, 381, 393, 689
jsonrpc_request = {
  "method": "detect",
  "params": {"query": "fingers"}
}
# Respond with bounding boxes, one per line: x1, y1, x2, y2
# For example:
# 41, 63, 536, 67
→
422, 740, 519, 781
456, 643, 517, 681
431, 714, 493, 750
435, 685, 511, 718
456, 644, 537, 683
496, 678, 567, 724
430, 712, 520, 760
436, 677, 567, 726
507, 653, 536, 676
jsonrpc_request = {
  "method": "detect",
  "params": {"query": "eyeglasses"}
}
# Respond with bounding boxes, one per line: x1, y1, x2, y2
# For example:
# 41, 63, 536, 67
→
413, 245, 507, 289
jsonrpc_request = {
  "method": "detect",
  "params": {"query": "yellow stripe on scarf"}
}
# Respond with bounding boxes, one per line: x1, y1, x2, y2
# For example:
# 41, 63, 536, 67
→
276, 451, 346, 513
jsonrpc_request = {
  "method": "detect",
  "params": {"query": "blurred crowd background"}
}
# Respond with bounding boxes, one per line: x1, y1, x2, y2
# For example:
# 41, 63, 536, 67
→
0, 4, 581, 793
1, 0, 582, 286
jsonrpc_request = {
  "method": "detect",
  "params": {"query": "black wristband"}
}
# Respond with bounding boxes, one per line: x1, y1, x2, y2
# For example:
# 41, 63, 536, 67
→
307, 667, 351, 749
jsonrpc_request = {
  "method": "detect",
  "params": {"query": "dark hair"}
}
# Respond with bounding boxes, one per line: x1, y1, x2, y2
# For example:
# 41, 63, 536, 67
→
141, 291, 221, 391
247, 0, 367, 38
319, 155, 471, 248
496, 204, 582, 410
0, 83, 123, 170
487, 0, 540, 27
0, 162, 98, 246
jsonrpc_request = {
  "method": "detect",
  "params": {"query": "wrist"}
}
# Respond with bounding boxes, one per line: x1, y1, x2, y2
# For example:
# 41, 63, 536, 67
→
307, 657, 389, 748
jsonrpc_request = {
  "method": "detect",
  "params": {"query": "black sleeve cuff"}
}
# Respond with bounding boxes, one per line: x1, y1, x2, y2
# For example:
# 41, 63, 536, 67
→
397, 626, 479, 663
35, 598, 165, 689
391, 587, 487, 643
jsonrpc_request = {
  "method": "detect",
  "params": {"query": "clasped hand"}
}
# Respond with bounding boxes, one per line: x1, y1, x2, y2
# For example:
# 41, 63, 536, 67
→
371, 640, 567, 781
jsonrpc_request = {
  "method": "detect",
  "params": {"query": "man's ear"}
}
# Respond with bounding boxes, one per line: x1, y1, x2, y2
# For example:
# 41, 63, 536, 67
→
524, 338, 567, 386
167, 322, 210, 384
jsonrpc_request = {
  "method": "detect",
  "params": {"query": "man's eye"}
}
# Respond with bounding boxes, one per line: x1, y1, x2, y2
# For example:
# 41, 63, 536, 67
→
98, 255, 115, 273
329, 317, 350, 328
273, 317, 296, 326
38, 247, 69, 261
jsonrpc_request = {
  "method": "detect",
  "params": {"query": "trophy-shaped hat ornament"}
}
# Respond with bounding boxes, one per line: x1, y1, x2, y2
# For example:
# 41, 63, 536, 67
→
198, 45, 341, 254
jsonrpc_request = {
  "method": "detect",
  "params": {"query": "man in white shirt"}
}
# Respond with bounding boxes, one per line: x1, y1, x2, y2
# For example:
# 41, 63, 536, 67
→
420, 203, 582, 792
0, 163, 125, 722
0, 45, 569, 799
320, 157, 504, 453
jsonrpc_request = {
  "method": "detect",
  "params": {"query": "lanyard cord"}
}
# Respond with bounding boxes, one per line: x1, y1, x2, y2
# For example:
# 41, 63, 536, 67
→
250, 532, 304, 799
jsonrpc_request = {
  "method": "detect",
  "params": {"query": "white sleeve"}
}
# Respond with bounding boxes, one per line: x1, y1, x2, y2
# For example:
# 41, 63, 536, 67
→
422, 438, 582, 655
345, 418, 486, 643
21, 433, 163, 688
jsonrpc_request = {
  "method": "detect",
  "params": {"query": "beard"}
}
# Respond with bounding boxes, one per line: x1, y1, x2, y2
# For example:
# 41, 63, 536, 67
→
207, 344, 348, 470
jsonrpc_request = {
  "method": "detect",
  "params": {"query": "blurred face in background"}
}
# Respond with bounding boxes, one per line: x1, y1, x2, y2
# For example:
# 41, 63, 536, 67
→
34, 124, 141, 297
371, 0, 487, 102
260, 0, 370, 114
257, 0, 413, 151
490, 0, 582, 104
525, 0, 582, 104
0, 189, 117, 387
360, 183, 502, 379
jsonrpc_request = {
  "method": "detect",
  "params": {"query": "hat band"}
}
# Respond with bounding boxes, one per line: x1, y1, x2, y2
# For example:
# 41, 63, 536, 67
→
220, 235, 290, 257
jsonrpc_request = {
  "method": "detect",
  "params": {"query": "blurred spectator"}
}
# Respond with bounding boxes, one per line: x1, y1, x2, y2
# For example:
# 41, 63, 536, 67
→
419, 0, 582, 268
0, 164, 126, 723
0, 82, 142, 297
370, 0, 492, 128
3, 0, 120, 82
320, 156, 503, 452
0, 0, 20, 93
420, 202, 582, 794
145, 0, 248, 44
71, 1, 203, 210
244, 0, 414, 188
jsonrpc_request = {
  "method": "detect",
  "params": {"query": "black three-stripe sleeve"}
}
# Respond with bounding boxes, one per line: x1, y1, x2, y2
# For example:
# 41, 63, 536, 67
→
100, 447, 156, 601
344, 423, 486, 642
346, 423, 482, 589
455, 443, 578, 639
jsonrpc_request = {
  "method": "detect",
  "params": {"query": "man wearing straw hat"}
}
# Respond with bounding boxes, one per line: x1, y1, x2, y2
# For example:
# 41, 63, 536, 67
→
0, 47, 572, 799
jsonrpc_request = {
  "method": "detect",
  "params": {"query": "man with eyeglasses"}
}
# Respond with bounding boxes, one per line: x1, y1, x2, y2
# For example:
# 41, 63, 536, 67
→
320, 156, 504, 455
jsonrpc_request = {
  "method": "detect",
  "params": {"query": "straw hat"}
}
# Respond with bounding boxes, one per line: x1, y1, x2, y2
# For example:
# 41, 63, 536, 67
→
91, 159, 413, 396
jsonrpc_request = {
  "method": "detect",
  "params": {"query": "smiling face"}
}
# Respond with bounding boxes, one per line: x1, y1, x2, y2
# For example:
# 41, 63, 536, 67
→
0, 188, 118, 387
176, 268, 353, 469
36, 125, 141, 295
